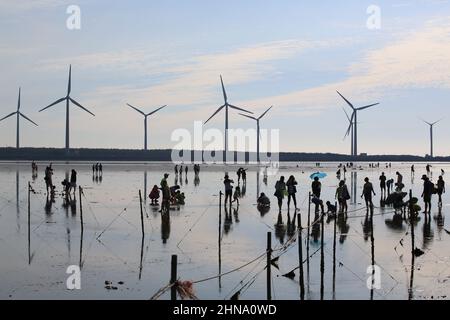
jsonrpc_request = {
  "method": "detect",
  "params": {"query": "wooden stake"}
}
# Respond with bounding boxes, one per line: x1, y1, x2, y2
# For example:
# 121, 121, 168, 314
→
320, 212, 325, 300
139, 189, 144, 237
28, 181, 31, 265
297, 213, 305, 300
332, 201, 337, 299
408, 189, 415, 300
218, 191, 222, 289
79, 186, 84, 268
267, 232, 272, 300
171, 254, 178, 301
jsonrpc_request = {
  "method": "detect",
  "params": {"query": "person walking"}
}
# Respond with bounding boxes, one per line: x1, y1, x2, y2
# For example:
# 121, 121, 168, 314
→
437, 175, 445, 205
274, 176, 287, 213
421, 175, 434, 214
44, 164, 54, 194
361, 177, 376, 209
396, 171, 404, 191
286, 175, 298, 211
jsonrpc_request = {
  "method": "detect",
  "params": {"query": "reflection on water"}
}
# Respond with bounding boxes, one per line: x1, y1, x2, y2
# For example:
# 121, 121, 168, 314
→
0, 162, 449, 300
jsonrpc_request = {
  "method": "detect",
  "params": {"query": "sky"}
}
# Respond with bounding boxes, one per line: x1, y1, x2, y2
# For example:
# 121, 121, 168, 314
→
0, 0, 450, 156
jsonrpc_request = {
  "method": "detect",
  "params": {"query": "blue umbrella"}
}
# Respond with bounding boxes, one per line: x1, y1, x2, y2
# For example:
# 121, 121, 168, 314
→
310, 172, 327, 180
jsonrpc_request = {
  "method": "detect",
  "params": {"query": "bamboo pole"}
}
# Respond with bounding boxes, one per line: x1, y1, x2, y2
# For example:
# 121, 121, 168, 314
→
297, 213, 305, 300
171, 254, 178, 300
267, 232, 272, 300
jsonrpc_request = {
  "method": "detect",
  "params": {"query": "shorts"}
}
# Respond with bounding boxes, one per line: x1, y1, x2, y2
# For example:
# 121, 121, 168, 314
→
225, 190, 232, 197
423, 194, 432, 202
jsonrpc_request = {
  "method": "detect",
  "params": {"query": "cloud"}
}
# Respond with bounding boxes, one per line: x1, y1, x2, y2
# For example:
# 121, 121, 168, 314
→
241, 18, 450, 113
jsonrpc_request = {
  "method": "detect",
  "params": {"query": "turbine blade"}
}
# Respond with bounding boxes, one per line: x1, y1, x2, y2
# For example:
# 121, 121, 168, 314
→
220, 75, 227, 103
70, 98, 95, 116
68, 65, 72, 95
17, 87, 21, 111
126, 103, 146, 116
258, 106, 272, 120
0, 112, 17, 122
228, 104, 253, 114
432, 118, 444, 126
147, 105, 167, 116
19, 112, 38, 126
204, 104, 225, 124
357, 103, 379, 111
337, 91, 354, 109
238, 113, 257, 121
39, 97, 66, 112
344, 121, 353, 139
342, 107, 351, 123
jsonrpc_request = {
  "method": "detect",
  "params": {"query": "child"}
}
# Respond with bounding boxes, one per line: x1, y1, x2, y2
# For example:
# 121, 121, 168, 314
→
149, 185, 160, 205
232, 186, 241, 205
326, 201, 337, 214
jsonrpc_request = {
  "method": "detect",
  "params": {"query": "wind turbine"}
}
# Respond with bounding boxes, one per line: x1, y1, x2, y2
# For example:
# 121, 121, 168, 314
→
125, 103, 167, 150
423, 119, 442, 158
204, 76, 253, 154
337, 91, 379, 156
39, 65, 95, 151
0, 87, 38, 148
239, 106, 272, 163
342, 107, 354, 156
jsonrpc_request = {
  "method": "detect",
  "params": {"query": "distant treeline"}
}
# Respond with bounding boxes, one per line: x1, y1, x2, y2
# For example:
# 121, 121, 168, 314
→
0, 148, 447, 162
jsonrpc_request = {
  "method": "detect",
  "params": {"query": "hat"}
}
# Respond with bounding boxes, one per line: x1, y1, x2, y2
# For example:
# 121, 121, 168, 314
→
164, 173, 169, 178
421, 175, 428, 180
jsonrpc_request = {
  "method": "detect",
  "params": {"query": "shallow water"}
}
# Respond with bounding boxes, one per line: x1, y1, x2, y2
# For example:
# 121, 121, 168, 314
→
0, 161, 449, 300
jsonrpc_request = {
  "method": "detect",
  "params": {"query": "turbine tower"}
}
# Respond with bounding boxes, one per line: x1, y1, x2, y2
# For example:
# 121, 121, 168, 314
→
39, 65, 95, 151
423, 119, 442, 158
337, 91, 379, 156
204, 76, 253, 154
0, 87, 38, 148
342, 107, 354, 156
125, 103, 167, 150
238, 106, 272, 163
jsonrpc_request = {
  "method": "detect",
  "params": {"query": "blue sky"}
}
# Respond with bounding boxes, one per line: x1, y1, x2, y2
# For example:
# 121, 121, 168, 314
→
0, 0, 450, 155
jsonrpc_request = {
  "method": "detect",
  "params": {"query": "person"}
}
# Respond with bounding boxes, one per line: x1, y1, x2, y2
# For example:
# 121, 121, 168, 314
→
175, 191, 185, 205
274, 176, 286, 213
311, 177, 322, 198
286, 175, 298, 211
426, 164, 431, 175
69, 169, 77, 194
395, 172, 404, 191
179, 165, 183, 176
326, 201, 337, 214
223, 175, 234, 207
361, 177, 376, 209
149, 185, 160, 205
411, 165, 415, 176
241, 169, 247, 183
437, 176, 445, 205
185, 166, 188, 175
421, 175, 434, 214
95, 163, 99, 174
160, 173, 170, 213
99, 163, 103, 174
92, 164, 95, 175
379, 172, 387, 197
311, 195, 325, 214
232, 186, 241, 205
257, 193, 270, 207
386, 178, 394, 194
174, 165, 178, 175
441, 169, 445, 176
236, 168, 242, 183
336, 180, 350, 215
44, 164, 54, 194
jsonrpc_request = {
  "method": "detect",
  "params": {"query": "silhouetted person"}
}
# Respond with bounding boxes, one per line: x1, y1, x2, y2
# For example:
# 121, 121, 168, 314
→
185, 166, 188, 175
44, 164, 54, 195
421, 175, 433, 214
232, 186, 241, 205
386, 178, 394, 195
274, 176, 286, 213
223, 175, 234, 207
241, 169, 247, 184
286, 175, 298, 211
69, 169, 77, 195
311, 177, 322, 198
149, 185, 160, 205
236, 168, 242, 184
99, 163, 103, 175
361, 177, 376, 209
174, 165, 178, 175
411, 165, 415, 177
160, 173, 170, 213
379, 172, 387, 197
395, 172, 404, 191
336, 180, 350, 215
437, 175, 445, 205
